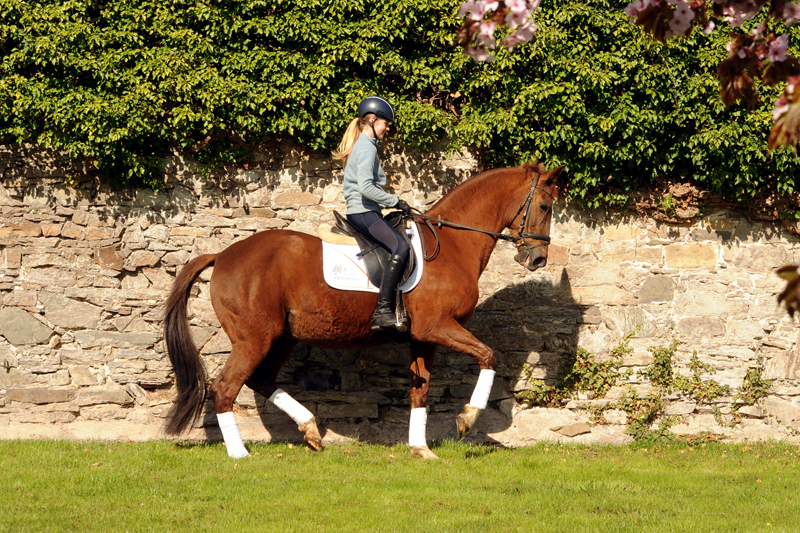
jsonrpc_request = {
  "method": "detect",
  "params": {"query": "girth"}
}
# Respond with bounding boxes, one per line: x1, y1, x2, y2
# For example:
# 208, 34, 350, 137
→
331, 211, 416, 288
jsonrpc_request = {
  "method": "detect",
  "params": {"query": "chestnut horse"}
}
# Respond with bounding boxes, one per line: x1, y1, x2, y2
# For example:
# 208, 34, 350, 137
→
164, 162, 563, 459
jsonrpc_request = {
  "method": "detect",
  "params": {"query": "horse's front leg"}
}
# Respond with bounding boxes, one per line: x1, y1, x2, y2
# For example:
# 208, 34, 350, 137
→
417, 319, 497, 439
409, 341, 439, 459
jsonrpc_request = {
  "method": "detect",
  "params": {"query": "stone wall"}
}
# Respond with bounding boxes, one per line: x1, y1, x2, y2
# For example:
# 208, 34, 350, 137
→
1, 141, 799, 447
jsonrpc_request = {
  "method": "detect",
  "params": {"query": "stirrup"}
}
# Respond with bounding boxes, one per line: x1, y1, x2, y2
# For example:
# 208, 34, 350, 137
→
371, 301, 395, 330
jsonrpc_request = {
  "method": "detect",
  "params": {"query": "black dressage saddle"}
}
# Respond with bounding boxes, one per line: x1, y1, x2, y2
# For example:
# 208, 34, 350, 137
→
332, 211, 416, 288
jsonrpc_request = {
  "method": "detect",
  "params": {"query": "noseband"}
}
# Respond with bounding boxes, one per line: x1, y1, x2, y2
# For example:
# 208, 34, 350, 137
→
509, 173, 553, 253
409, 172, 553, 261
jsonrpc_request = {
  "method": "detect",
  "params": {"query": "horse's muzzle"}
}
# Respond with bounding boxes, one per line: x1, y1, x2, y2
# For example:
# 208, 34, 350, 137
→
514, 248, 547, 271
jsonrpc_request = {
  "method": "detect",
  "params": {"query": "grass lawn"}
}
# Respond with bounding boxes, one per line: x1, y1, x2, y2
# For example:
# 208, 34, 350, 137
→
1, 438, 799, 532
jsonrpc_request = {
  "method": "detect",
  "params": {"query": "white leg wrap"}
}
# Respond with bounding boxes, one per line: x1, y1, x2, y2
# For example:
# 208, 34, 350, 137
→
408, 407, 428, 448
469, 369, 496, 410
217, 411, 249, 459
269, 389, 314, 426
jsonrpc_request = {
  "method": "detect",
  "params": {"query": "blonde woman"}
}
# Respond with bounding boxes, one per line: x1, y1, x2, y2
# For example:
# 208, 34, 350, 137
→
333, 96, 412, 331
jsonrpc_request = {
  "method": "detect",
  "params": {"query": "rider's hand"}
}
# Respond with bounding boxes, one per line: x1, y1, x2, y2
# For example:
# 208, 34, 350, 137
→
396, 199, 413, 215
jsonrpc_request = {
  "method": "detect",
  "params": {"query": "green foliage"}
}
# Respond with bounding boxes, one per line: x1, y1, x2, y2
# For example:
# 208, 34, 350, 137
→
644, 340, 679, 388
615, 386, 670, 441
735, 357, 773, 406
516, 326, 637, 406
673, 352, 731, 403
2, 1, 800, 198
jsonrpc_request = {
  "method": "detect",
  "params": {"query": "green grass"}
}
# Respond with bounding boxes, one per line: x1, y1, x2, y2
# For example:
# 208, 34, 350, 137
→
2, 439, 799, 532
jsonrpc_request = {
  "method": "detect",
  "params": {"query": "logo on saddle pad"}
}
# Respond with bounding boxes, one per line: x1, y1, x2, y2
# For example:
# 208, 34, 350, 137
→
319, 222, 424, 293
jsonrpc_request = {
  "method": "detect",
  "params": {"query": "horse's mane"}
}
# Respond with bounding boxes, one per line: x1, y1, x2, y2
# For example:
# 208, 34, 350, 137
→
428, 162, 546, 214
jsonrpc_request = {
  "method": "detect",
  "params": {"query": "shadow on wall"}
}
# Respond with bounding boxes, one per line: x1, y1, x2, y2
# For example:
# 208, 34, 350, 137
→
206, 269, 585, 446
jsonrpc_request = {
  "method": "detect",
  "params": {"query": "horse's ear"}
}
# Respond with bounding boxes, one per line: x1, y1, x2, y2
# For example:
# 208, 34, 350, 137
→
542, 164, 566, 200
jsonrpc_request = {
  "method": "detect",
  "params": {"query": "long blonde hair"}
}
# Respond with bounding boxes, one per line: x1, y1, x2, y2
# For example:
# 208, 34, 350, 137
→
332, 116, 372, 164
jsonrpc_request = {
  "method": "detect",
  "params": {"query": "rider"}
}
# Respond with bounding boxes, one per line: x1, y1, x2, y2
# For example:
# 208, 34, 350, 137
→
332, 96, 413, 331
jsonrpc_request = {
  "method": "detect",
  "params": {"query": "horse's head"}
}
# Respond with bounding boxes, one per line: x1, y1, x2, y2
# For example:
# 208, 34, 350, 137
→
510, 164, 564, 272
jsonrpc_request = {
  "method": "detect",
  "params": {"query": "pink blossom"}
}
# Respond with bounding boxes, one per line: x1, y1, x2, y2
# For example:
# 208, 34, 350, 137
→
459, 0, 500, 21
769, 34, 789, 63
506, 0, 529, 14
785, 3, 800, 26
476, 21, 497, 48
503, 34, 521, 52
672, 1, 695, 24
514, 20, 537, 42
751, 22, 765, 38
704, 21, 715, 34
465, 45, 495, 62
774, 101, 791, 121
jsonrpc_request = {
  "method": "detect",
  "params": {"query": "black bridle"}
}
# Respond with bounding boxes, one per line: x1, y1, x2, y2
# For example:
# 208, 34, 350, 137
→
408, 173, 554, 262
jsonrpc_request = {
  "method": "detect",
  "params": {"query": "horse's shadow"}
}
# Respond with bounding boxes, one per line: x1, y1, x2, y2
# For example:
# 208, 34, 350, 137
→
206, 268, 585, 449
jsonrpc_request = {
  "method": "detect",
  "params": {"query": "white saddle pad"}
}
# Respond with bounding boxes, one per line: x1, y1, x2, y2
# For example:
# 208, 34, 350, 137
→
321, 222, 424, 293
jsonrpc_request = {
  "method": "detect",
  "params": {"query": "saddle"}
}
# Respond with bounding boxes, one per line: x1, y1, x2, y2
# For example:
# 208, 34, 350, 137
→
330, 211, 416, 288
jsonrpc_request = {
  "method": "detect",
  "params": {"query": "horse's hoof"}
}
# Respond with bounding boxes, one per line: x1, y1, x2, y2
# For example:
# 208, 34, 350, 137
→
456, 404, 483, 439
299, 417, 323, 451
411, 445, 439, 460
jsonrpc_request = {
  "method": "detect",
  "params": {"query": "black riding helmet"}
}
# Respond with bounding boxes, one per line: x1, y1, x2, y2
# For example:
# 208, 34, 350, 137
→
357, 96, 395, 123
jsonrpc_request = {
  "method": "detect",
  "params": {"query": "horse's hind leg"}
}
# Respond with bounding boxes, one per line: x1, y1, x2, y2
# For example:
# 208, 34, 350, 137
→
208, 340, 271, 458
245, 337, 323, 451
408, 341, 439, 459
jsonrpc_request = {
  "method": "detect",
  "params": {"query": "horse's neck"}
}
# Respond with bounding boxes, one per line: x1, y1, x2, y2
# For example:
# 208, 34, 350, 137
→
426, 169, 524, 274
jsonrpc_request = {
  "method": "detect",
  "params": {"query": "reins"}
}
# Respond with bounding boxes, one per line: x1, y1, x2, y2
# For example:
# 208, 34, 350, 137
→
407, 173, 554, 262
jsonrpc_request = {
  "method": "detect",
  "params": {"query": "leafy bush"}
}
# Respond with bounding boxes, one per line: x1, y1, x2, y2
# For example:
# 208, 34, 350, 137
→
2, 0, 799, 208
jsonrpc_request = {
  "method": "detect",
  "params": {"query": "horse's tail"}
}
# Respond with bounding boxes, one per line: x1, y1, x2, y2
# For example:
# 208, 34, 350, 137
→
163, 253, 217, 435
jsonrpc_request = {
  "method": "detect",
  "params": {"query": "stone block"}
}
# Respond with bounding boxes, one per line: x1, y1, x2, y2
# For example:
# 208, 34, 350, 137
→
272, 190, 322, 209
762, 396, 800, 423
733, 246, 789, 271
77, 386, 133, 406
39, 291, 103, 329
7, 387, 75, 404
191, 213, 235, 228
170, 227, 212, 238
636, 247, 663, 265
551, 422, 591, 437
665, 401, 696, 415
200, 331, 232, 354
3, 290, 38, 307
676, 317, 726, 339
3, 247, 21, 268
665, 244, 716, 268
69, 366, 100, 386
601, 225, 643, 241
74, 330, 160, 349
124, 250, 163, 270
93, 245, 125, 271
316, 403, 379, 419
0, 307, 54, 345
60, 221, 85, 239
0, 221, 42, 237
85, 226, 117, 241
572, 286, 635, 306
639, 274, 676, 303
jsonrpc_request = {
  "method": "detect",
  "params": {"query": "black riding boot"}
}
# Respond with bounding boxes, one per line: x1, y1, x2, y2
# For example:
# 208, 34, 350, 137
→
371, 254, 406, 330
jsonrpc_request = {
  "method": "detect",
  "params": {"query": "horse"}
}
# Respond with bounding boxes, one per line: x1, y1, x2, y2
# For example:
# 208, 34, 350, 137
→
163, 162, 563, 459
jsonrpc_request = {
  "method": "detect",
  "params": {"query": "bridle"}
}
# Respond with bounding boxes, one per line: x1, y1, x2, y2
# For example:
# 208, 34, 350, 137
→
409, 172, 554, 262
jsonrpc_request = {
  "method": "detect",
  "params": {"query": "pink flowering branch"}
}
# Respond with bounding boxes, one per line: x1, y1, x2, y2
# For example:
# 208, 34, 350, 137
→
455, 0, 540, 62
624, 0, 800, 149
456, 0, 800, 149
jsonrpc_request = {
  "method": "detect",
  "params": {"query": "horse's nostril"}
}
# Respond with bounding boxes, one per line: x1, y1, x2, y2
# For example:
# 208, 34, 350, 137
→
532, 256, 547, 268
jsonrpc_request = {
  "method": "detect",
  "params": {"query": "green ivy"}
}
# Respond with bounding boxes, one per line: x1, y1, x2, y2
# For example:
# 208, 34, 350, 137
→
2, 0, 799, 204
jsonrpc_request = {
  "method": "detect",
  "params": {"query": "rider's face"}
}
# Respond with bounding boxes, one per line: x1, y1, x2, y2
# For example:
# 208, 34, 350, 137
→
368, 118, 390, 140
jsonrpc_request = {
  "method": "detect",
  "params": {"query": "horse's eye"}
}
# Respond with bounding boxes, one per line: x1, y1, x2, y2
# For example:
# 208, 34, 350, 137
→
540, 203, 550, 212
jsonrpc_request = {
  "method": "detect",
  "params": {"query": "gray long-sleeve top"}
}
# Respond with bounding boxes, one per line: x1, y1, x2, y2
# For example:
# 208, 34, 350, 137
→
343, 134, 399, 215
